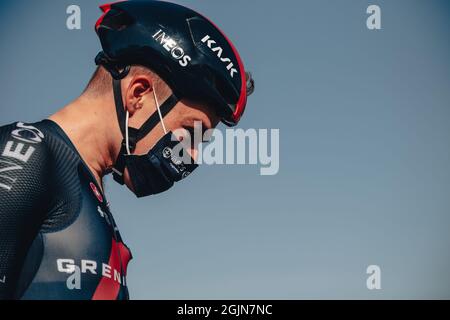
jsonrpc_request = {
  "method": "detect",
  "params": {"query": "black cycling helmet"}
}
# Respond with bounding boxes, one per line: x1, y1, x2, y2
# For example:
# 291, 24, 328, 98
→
95, 0, 254, 127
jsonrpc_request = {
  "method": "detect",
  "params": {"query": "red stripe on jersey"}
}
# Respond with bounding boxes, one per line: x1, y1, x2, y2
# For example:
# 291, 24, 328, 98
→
92, 239, 122, 300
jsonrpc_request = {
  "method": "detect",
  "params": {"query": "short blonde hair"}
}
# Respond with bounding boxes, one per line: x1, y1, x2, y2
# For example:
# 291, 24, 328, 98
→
83, 65, 172, 101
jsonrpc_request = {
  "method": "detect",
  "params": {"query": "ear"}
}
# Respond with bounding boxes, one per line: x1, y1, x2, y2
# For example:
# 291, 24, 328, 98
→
124, 76, 153, 115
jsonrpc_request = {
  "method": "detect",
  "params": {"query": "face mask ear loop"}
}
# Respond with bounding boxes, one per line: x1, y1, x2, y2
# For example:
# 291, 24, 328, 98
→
153, 88, 168, 135
125, 111, 132, 155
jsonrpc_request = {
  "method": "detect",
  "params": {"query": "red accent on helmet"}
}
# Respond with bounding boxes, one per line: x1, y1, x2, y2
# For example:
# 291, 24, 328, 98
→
95, 2, 120, 31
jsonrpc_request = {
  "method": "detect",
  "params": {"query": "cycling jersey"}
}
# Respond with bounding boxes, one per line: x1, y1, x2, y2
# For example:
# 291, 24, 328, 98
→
0, 120, 132, 300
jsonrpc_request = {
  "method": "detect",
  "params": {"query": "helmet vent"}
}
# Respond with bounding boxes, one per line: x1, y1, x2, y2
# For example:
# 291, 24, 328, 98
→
100, 9, 134, 31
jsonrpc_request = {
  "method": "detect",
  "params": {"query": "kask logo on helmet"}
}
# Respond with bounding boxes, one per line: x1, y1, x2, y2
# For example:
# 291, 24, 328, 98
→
201, 35, 238, 78
152, 29, 192, 67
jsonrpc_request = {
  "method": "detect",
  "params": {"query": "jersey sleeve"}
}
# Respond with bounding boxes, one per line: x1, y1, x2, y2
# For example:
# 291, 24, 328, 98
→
0, 123, 52, 299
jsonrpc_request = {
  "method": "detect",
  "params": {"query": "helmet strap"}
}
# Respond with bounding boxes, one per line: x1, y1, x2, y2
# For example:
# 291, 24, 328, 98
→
153, 88, 168, 135
111, 77, 179, 185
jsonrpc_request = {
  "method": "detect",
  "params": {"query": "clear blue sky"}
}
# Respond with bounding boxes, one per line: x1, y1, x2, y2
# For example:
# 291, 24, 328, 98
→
1, 0, 450, 299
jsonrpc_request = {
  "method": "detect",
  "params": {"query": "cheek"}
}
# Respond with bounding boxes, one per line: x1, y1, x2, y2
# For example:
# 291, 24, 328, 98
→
133, 126, 165, 155
132, 112, 184, 155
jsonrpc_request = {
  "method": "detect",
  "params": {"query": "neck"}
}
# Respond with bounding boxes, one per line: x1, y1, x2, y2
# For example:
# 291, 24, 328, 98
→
48, 94, 122, 190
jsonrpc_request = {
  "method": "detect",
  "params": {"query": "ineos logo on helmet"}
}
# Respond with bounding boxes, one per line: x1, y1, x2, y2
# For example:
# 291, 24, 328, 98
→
152, 29, 192, 67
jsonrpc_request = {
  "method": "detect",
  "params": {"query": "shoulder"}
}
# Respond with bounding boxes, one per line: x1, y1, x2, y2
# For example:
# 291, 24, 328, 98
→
0, 121, 52, 165
0, 122, 53, 194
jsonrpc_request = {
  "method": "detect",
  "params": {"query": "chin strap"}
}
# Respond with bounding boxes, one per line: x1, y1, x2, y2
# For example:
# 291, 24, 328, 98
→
111, 78, 179, 185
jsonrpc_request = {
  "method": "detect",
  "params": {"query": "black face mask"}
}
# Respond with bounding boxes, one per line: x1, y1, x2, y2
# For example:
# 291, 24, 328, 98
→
125, 132, 198, 198
109, 77, 198, 197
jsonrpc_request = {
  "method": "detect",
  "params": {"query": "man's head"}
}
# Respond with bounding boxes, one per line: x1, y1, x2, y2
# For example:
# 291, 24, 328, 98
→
92, 0, 254, 197
83, 65, 220, 193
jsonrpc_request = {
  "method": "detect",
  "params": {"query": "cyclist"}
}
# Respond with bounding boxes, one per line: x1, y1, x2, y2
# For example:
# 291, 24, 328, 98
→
0, 0, 254, 300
